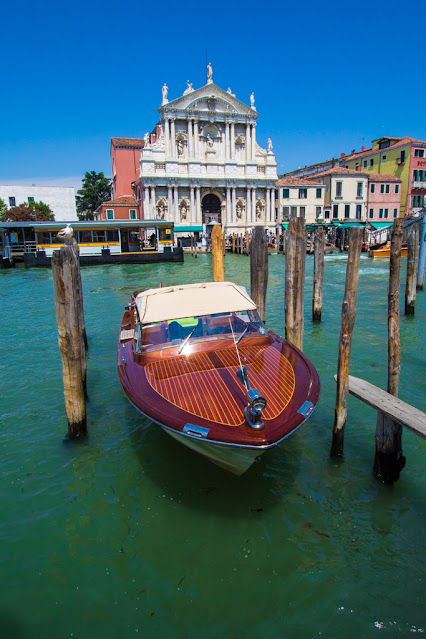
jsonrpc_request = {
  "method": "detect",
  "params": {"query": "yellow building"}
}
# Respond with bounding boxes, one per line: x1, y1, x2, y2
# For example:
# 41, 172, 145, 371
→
343, 137, 426, 216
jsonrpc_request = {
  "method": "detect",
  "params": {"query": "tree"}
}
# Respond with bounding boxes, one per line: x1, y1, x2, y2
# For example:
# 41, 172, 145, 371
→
76, 171, 112, 220
0, 198, 7, 221
3, 201, 54, 222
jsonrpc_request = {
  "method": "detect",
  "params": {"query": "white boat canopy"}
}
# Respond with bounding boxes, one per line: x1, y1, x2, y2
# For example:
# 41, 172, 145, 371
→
135, 281, 257, 324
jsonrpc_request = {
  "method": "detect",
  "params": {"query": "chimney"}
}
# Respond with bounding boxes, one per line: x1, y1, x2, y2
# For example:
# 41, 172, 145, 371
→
361, 146, 365, 152
351, 149, 355, 154
340, 153, 345, 158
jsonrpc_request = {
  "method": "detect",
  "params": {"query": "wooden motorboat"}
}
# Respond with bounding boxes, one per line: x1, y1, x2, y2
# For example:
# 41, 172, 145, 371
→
117, 282, 320, 475
368, 242, 408, 258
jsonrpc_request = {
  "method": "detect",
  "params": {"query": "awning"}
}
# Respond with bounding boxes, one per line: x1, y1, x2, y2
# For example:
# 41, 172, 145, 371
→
135, 282, 256, 324
338, 222, 364, 229
174, 225, 203, 233
368, 222, 393, 230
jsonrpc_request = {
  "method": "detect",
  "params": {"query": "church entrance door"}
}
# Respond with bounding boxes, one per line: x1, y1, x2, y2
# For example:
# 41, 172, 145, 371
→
202, 194, 222, 225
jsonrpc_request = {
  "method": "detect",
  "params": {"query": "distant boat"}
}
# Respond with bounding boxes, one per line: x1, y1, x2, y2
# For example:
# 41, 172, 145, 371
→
118, 282, 320, 475
368, 243, 408, 258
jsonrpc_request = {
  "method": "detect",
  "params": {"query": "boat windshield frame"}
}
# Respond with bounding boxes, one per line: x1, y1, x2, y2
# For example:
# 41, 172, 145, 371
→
136, 310, 266, 354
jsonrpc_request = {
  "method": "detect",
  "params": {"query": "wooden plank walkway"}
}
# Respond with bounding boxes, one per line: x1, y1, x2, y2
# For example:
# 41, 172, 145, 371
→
334, 374, 426, 439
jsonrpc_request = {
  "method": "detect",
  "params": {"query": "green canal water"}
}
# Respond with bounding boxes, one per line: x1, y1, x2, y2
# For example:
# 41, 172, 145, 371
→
1, 253, 425, 639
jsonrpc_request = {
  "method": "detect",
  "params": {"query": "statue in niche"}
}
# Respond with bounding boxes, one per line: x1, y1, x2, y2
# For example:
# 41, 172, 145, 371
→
206, 134, 214, 148
250, 92, 255, 108
207, 62, 213, 83
180, 202, 188, 220
177, 139, 184, 156
184, 80, 194, 95
144, 132, 150, 147
162, 83, 168, 104
156, 200, 166, 219
268, 138, 273, 153
256, 201, 263, 220
236, 201, 244, 220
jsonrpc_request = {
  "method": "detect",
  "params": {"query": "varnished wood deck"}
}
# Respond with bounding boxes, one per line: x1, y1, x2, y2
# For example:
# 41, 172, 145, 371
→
145, 344, 295, 426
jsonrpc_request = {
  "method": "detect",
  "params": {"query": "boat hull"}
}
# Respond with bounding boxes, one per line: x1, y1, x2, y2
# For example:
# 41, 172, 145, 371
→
162, 427, 261, 475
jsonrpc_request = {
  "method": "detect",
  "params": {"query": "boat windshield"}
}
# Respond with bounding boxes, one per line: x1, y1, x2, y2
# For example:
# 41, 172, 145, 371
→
138, 310, 266, 353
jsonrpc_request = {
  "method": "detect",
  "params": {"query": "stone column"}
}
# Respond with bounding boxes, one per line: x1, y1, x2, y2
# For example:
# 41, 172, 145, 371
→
226, 188, 231, 226
171, 118, 176, 158
232, 187, 236, 224
168, 185, 173, 220
194, 120, 199, 157
271, 188, 276, 224
174, 186, 179, 224
144, 187, 150, 218
252, 187, 256, 222
196, 186, 201, 225
164, 118, 170, 157
190, 185, 195, 224
151, 186, 156, 218
266, 188, 271, 223
225, 121, 230, 161
251, 124, 256, 161
188, 119, 193, 159
246, 123, 251, 163
247, 187, 251, 225
231, 122, 235, 160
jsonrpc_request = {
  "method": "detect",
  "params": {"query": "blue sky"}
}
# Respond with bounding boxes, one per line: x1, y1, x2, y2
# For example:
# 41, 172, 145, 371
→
2, 0, 425, 192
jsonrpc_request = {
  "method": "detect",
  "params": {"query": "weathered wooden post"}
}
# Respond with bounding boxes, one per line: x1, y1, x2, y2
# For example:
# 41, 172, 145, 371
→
245, 231, 250, 255
284, 217, 306, 350
250, 226, 268, 321
190, 235, 194, 257
232, 233, 236, 253
211, 224, 224, 282
417, 214, 426, 290
312, 226, 325, 322
330, 227, 363, 457
374, 219, 406, 481
52, 242, 87, 438
405, 223, 419, 314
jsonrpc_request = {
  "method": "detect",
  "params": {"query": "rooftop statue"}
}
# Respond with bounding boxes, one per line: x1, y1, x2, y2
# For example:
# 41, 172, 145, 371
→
207, 62, 213, 84
250, 92, 255, 108
268, 138, 273, 153
162, 83, 168, 105
183, 80, 194, 95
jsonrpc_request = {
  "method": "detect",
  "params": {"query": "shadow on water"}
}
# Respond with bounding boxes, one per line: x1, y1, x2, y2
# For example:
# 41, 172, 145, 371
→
126, 411, 301, 517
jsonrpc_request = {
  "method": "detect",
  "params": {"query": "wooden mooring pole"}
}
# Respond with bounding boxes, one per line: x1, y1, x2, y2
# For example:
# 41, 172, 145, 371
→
405, 223, 419, 315
330, 227, 363, 457
285, 217, 306, 350
211, 224, 224, 282
250, 226, 268, 322
52, 239, 87, 438
312, 226, 325, 322
417, 214, 426, 290
374, 218, 406, 481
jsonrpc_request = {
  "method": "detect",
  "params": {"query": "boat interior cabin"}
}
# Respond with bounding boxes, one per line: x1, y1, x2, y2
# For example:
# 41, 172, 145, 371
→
134, 310, 267, 354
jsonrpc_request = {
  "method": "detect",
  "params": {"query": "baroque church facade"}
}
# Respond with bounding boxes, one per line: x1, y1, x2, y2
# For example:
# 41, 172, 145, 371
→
132, 66, 278, 233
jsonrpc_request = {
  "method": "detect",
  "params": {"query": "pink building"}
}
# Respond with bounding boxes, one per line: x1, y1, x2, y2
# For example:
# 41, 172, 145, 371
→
94, 196, 139, 221
367, 174, 402, 222
111, 138, 143, 201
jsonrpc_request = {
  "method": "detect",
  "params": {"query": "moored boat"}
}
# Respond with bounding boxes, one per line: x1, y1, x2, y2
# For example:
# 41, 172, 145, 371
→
117, 282, 320, 475
368, 242, 408, 258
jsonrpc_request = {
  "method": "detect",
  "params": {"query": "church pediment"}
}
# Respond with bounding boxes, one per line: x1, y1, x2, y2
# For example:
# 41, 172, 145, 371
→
159, 83, 256, 118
